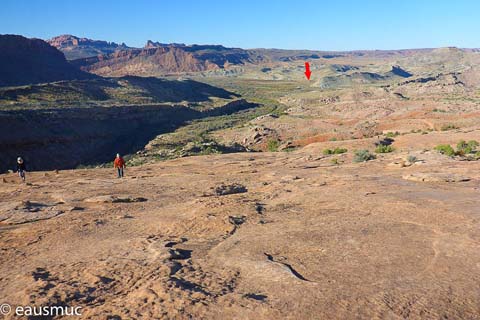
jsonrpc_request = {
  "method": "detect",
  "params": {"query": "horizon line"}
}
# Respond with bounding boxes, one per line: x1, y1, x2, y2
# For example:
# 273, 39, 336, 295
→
4, 33, 480, 53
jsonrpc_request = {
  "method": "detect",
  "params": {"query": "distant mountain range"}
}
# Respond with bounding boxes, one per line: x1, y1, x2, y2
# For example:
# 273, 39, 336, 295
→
70, 45, 269, 77
45, 34, 438, 78
1, 33, 478, 87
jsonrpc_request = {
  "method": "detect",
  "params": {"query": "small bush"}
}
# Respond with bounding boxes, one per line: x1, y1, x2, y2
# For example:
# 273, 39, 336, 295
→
434, 144, 456, 157
323, 147, 348, 155
375, 145, 395, 153
456, 139, 478, 155
334, 147, 348, 154
331, 158, 339, 165
440, 124, 458, 131
323, 149, 333, 155
407, 155, 417, 163
468, 140, 479, 149
435, 140, 479, 157
354, 150, 376, 163
457, 140, 468, 150
385, 131, 400, 138
266, 139, 280, 152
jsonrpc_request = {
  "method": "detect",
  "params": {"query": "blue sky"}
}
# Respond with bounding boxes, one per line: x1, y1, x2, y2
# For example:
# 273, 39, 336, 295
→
1, 0, 479, 50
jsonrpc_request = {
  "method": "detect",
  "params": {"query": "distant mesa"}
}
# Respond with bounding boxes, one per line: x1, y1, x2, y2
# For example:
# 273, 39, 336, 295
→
144, 40, 185, 48
47, 34, 132, 60
278, 54, 320, 62
322, 54, 344, 59
0, 34, 94, 87
71, 43, 267, 76
331, 64, 359, 72
388, 65, 413, 78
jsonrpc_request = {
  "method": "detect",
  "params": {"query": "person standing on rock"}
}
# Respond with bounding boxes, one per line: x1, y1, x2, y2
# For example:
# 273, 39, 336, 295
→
114, 153, 126, 178
16, 157, 26, 182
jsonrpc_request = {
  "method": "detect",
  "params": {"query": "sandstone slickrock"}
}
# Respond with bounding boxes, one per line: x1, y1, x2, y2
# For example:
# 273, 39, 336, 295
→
83, 195, 147, 203
402, 173, 470, 182
1, 149, 480, 318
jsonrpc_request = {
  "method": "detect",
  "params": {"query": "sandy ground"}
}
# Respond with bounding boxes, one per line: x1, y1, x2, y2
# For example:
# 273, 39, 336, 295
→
1, 141, 480, 319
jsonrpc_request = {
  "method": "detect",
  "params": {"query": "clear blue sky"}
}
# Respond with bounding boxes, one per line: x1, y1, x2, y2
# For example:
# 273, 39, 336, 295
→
1, 0, 479, 50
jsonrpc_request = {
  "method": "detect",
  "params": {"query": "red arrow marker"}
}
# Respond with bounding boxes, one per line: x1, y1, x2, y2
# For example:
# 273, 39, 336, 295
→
304, 62, 311, 80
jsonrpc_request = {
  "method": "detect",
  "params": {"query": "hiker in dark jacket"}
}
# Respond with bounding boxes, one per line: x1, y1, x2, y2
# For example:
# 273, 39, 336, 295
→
16, 157, 26, 182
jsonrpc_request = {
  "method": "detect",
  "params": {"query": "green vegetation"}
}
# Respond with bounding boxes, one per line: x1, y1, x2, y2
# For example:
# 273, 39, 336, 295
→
0, 77, 238, 110
439, 123, 459, 131
124, 78, 291, 164
468, 140, 480, 148
434, 140, 479, 157
323, 147, 348, 155
434, 144, 456, 156
455, 140, 479, 156
267, 139, 280, 152
385, 131, 400, 138
407, 155, 418, 163
353, 150, 376, 163
375, 145, 395, 153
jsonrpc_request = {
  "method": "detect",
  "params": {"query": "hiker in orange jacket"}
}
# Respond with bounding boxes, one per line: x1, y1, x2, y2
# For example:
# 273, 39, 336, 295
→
114, 153, 126, 178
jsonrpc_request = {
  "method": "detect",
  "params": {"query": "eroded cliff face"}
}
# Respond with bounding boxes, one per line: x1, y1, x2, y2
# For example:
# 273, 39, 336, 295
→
72, 46, 266, 77
0, 99, 256, 172
0, 35, 94, 87
47, 34, 131, 60
0, 105, 196, 171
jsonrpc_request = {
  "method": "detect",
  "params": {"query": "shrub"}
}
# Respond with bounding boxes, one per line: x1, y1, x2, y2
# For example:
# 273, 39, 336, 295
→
456, 139, 478, 155
201, 145, 220, 155
323, 149, 333, 155
324, 147, 348, 155
434, 144, 456, 157
331, 158, 339, 165
375, 145, 395, 153
323, 147, 347, 155
457, 140, 468, 150
440, 124, 458, 131
354, 150, 376, 162
386, 131, 400, 138
334, 147, 348, 154
468, 140, 479, 149
407, 155, 417, 163
266, 139, 280, 152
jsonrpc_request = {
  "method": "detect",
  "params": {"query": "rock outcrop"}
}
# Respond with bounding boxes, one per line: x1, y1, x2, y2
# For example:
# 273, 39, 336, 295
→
0, 35, 94, 87
47, 34, 131, 60
72, 45, 267, 77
